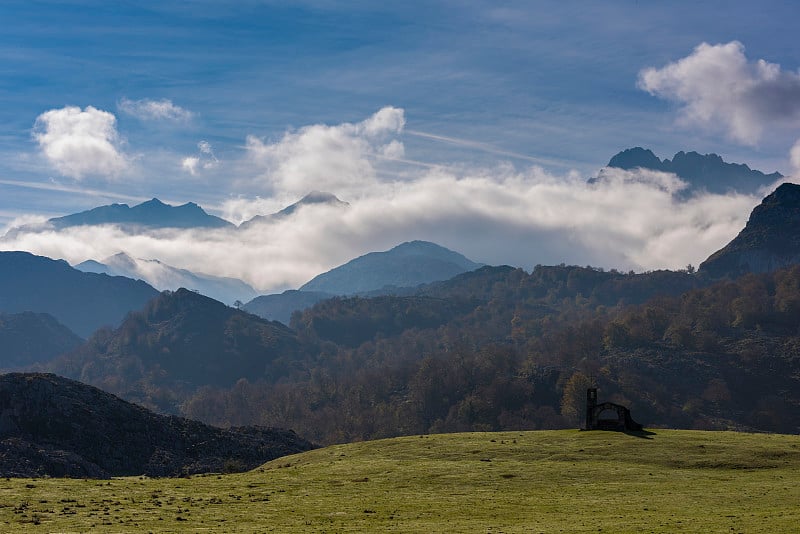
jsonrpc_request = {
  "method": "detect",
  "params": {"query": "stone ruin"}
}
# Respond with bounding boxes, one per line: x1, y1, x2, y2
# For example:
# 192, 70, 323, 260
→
584, 387, 643, 431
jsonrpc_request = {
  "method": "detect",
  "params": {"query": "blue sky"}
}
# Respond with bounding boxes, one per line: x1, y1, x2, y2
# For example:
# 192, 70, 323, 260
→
1, 1, 799, 290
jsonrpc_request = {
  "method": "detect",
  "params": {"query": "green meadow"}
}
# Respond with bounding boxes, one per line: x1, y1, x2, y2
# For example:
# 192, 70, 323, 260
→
1, 429, 799, 533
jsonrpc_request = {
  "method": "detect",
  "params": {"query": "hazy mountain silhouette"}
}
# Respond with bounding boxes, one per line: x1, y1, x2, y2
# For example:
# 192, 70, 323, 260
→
0, 373, 313, 478
47, 198, 233, 230
243, 289, 333, 325
0, 251, 159, 337
607, 147, 782, 194
243, 241, 482, 324
76, 252, 257, 306
239, 191, 349, 229
299, 240, 483, 295
0, 312, 83, 369
700, 183, 800, 278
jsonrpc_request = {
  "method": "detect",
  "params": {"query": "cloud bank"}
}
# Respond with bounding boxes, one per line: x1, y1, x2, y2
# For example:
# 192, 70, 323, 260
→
639, 41, 800, 146
32, 106, 129, 179
1, 141, 757, 293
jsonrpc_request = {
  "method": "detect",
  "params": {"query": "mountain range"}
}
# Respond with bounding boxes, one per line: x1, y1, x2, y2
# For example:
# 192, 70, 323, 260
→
47, 197, 234, 230
606, 147, 782, 194
2, 174, 800, 447
8, 191, 351, 235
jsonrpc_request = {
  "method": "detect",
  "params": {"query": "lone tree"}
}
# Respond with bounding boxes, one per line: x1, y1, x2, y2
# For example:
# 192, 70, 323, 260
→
560, 372, 593, 426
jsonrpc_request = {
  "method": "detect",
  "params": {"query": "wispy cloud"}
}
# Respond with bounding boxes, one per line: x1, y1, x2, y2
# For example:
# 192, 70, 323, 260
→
182, 140, 219, 175
639, 41, 800, 146
32, 106, 129, 180
118, 98, 193, 122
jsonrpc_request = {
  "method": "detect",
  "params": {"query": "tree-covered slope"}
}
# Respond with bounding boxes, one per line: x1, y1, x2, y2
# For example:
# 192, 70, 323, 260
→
0, 312, 83, 369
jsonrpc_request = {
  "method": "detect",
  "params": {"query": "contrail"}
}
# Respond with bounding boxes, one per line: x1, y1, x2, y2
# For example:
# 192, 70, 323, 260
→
0, 178, 147, 202
405, 129, 577, 169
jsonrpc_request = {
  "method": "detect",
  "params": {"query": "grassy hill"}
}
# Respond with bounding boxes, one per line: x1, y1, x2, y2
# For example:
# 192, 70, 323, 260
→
2, 429, 798, 532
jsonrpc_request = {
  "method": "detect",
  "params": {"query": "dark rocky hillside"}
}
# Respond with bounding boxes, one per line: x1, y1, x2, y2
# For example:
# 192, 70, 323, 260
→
700, 183, 800, 279
0, 312, 83, 368
0, 251, 159, 337
0, 373, 313, 478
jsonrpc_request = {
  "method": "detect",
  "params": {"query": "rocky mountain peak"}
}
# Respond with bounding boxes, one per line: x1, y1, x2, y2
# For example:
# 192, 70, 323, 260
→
699, 183, 800, 278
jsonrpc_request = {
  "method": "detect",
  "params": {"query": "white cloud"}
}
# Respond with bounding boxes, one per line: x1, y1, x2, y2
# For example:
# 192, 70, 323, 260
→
245, 106, 405, 197
182, 156, 201, 175
33, 106, 129, 179
791, 139, 800, 175
638, 41, 800, 145
181, 140, 219, 175
118, 98, 193, 122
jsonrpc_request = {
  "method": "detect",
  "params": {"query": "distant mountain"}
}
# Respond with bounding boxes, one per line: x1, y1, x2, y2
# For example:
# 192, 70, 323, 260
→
0, 251, 159, 337
0, 312, 83, 369
700, 183, 800, 279
299, 240, 483, 295
0, 373, 313, 478
243, 289, 333, 325
52, 288, 305, 412
239, 191, 348, 228
47, 197, 233, 230
76, 252, 257, 306
606, 147, 782, 194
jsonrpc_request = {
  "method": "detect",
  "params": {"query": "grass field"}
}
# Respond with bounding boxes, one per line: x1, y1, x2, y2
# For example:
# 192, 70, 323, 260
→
1, 429, 799, 532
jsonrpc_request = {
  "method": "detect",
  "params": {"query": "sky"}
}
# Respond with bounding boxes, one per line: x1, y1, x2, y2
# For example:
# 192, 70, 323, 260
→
1, 1, 800, 292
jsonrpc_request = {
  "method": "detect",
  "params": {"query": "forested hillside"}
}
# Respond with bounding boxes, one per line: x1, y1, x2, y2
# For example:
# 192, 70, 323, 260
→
180, 264, 800, 443
53, 288, 304, 413
48, 257, 799, 445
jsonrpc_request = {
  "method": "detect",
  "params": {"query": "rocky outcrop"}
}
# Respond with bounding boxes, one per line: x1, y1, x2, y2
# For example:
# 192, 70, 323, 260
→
0, 373, 314, 478
700, 183, 800, 279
